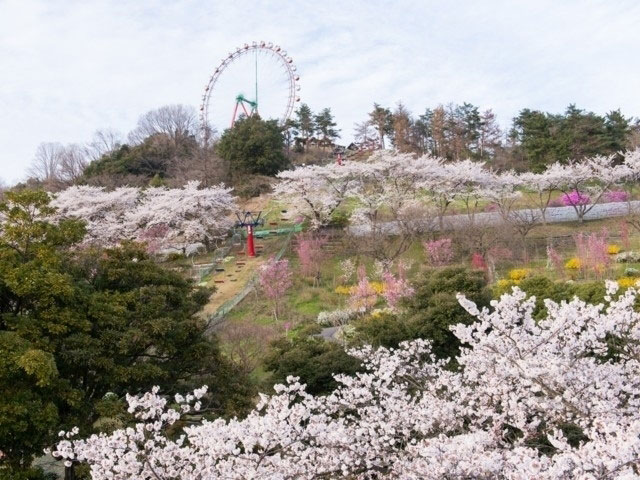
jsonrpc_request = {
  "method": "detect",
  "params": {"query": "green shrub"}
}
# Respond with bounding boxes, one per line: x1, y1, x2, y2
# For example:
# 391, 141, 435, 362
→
495, 275, 606, 320
327, 210, 350, 229
350, 267, 490, 360
264, 336, 361, 395
350, 310, 409, 349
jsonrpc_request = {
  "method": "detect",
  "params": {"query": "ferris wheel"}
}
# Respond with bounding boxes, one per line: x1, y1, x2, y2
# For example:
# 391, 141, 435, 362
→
199, 41, 300, 140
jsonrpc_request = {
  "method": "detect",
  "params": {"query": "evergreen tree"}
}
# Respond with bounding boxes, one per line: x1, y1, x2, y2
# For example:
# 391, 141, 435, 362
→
604, 109, 631, 153
368, 103, 393, 149
313, 107, 340, 149
510, 109, 560, 171
294, 103, 315, 151
412, 108, 433, 154
216, 115, 289, 177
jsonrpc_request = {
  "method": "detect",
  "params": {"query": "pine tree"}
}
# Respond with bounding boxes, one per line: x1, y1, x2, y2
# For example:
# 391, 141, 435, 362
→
369, 103, 393, 149
294, 103, 315, 151
314, 108, 340, 149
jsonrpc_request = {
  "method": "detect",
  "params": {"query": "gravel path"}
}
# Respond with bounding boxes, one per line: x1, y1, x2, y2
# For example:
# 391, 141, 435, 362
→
348, 201, 638, 236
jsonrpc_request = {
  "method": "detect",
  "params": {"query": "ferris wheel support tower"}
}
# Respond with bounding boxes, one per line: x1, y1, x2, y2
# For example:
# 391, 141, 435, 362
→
199, 41, 301, 140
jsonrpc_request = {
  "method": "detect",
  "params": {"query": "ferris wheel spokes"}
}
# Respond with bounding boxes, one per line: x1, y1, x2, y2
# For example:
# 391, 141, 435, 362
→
200, 41, 301, 140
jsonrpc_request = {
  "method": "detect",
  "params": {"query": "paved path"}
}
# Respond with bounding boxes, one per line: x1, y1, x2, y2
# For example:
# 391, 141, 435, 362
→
348, 201, 637, 236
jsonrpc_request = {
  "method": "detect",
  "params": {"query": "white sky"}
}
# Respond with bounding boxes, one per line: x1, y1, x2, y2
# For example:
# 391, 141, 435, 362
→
1, 0, 640, 184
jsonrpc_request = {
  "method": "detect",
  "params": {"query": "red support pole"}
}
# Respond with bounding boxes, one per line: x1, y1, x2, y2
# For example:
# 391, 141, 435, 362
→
231, 101, 240, 128
240, 101, 250, 117
246, 225, 256, 257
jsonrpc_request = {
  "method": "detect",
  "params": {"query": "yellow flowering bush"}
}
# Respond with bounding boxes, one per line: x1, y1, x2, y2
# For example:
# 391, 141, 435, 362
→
565, 257, 581, 270
334, 285, 352, 295
617, 277, 640, 288
370, 307, 393, 319
608, 244, 621, 255
492, 279, 515, 297
508, 268, 530, 282
335, 282, 385, 295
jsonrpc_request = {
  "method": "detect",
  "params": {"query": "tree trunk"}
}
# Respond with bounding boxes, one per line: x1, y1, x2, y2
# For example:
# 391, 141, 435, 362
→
65, 465, 76, 480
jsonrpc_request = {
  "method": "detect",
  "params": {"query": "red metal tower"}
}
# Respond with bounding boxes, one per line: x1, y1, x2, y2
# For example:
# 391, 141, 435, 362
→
235, 211, 264, 257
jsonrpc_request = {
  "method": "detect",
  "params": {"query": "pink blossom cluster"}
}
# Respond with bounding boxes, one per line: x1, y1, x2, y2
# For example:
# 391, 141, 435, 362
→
349, 265, 378, 312
423, 238, 453, 266
55, 282, 640, 479
381, 263, 414, 310
574, 230, 610, 277
561, 190, 590, 207
546, 245, 565, 278
294, 232, 328, 278
471, 252, 486, 270
604, 190, 629, 203
620, 221, 631, 251
258, 257, 293, 320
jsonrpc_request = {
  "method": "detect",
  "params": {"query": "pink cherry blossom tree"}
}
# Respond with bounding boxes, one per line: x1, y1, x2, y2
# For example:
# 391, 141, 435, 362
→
381, 263, 414, 310
574, 230, 611, 279
546, 245, 565, 279
294, 232, 328, 284
423, 238, 453, 266
548, 156, 627, 222
258, 257, 293, 320
349, 265, 378, 313
275, 163, 360, 228
51, 181, 235, 253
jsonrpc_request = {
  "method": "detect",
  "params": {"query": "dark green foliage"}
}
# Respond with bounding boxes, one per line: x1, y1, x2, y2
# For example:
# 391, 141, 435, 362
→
216, 115, 289, 177
351, 311, 410, 349
495, 276, 606, 320
264, 336, 361, 396
327, 209, 350, 229
369, 103, 393, 149
0, 467, 57, 480
314, 108, 340, 146
510, 105, 631, 171
351, 267, 490, 360
293, 103, 315, 150
0, 190, 252, 474
83, 133, 199, 180
399, 267, 491, 359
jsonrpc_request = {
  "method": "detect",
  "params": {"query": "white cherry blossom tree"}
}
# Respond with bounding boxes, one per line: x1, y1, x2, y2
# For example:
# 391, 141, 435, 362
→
51, 181, 235, 253
275, 163, 361, 228
54, 281, 640, 479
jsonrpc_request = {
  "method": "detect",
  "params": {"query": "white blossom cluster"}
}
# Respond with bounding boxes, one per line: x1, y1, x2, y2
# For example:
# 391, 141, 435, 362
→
51, 181, 235, 251
54, 282, 640, 478
275, 149, 640, 229
316, 308, 356, 326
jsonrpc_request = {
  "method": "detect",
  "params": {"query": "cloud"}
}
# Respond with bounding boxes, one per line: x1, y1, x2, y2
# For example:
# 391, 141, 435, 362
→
1, 0, 639, 183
